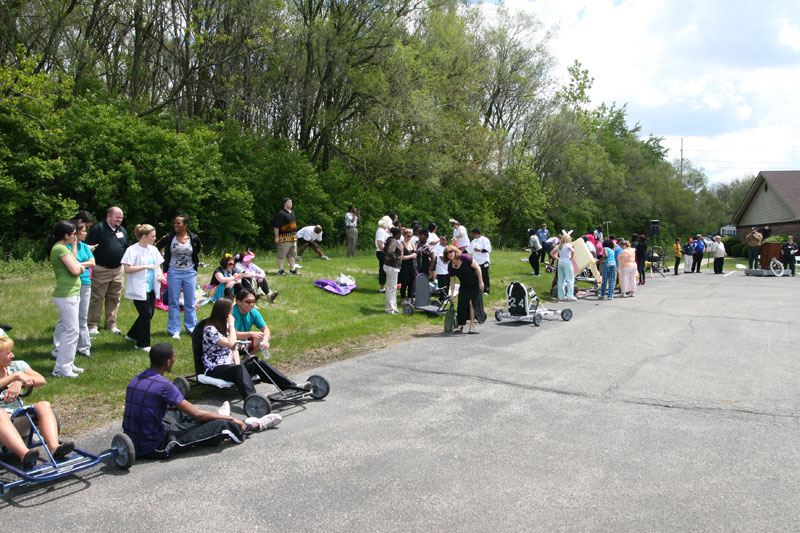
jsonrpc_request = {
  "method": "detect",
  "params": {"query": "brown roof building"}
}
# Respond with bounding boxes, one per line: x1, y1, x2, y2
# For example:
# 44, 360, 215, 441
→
731, 170, 800, 240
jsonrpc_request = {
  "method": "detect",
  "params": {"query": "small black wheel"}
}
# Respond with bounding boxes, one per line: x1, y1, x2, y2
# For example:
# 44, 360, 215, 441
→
308, 375, 330, 400
561, 308, 573, 321
244, 393, 272, 417
494, 309, 503, 322
172, 376, 191, 400
402, 302, 414, 315
111, 433, 135, 470
532, 314, 542, 327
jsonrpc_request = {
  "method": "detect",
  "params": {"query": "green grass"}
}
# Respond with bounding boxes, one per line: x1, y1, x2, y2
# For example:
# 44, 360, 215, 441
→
7, 246, 733, 434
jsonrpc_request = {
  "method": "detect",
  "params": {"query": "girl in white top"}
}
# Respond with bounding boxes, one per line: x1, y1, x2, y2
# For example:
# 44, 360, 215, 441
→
555, 234, 576, 300
375, 215, 393, 292
122, 224, 164, 352
450, 218, 469, 251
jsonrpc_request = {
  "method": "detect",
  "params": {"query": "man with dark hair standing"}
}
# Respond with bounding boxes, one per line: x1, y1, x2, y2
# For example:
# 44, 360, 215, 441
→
273, 198, 299, 276
345, 206, 359, 257
122, 342, 280, 459
85, 206, 128, 335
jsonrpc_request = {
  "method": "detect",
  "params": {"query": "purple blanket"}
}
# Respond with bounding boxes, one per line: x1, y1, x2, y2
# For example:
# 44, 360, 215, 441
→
313, 279, 357, 296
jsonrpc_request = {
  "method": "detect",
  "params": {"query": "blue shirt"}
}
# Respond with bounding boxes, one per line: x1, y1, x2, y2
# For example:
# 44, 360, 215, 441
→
694, 240, 705, 253
536, 228, 549, 244
67, 242, 94, 285
604, 247, 617, 267
123, 369, 184, 456
232, 305, 266, 332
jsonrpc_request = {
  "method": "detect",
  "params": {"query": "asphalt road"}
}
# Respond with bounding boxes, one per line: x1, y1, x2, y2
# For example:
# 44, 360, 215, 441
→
3, 268, 799, 531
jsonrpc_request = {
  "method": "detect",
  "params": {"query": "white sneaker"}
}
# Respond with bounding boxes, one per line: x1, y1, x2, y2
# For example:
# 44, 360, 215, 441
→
124, 335, 136, 342
565, 297, 578, 301
88, 327, 100, 336
170, 333, 181, 340
52, 369, 79, 378
321, 255, 330, 260
71, 364, 85, 374
296, 256, 303, 262
134, 345, 151, 353
294, 264, 303, 270
217, 401, 231, 416
109, 327, 122, 335
245, 413, 282, 431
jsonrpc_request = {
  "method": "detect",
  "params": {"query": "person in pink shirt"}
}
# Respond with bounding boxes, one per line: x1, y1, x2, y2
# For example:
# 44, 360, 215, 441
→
617, 239, 638, 297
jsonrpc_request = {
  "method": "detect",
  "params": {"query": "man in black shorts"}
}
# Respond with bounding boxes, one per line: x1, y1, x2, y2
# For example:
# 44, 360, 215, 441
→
273, 198, 299, 276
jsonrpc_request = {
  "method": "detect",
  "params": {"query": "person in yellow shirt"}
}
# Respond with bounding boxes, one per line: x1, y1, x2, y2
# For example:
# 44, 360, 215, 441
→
672, 238, 682, 276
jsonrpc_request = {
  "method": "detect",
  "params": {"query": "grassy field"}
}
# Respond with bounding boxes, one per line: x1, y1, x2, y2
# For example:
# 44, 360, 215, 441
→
0, 245, 734, 436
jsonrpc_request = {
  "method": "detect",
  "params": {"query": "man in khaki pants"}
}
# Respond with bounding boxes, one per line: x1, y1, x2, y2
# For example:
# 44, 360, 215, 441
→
85, 207, 129, 335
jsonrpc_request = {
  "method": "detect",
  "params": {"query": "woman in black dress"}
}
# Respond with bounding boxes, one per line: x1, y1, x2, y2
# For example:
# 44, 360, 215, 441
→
445, 245, 485, 334
399, 228, 417, 305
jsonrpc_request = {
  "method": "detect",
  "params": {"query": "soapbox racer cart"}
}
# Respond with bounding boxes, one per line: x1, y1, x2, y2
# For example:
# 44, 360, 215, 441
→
402, 273, 455, 316
495, 281, 573, 326
0, 388, 134, 494
172, 319, 330, 417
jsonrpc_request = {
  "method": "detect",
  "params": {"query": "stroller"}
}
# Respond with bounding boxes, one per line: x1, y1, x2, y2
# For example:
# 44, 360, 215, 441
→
402, 273, 454, 316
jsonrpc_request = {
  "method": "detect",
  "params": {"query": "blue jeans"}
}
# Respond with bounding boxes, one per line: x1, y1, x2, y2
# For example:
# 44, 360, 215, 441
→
557, 261, 574, 299
601, 263, 617, 299
167, 268, 198, 335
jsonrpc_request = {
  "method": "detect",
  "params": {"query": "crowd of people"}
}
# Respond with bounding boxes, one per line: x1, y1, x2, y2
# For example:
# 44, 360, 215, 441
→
19, 206, 799, 466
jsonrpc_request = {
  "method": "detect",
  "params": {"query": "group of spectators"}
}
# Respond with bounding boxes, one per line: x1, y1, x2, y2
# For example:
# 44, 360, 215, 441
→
375, 215, 490, 333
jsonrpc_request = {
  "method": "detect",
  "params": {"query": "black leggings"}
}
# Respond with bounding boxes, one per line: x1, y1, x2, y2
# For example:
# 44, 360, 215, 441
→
529, 251, 540, 275
376, 251, 386, 286
673, 255, 681, 275
128, 291, 155, 348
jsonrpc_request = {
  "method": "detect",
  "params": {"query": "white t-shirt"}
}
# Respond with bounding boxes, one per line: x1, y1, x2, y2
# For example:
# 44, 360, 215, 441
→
297, 226, 322, 242
713, 242, 726, 258
122, 243, 163, 301
468, 236, 492, 265
427, 232, 439, 245
375, 228, 389, 251
558, 243, 573, 263
453, 225, 469, 249
432, 243, 449, 275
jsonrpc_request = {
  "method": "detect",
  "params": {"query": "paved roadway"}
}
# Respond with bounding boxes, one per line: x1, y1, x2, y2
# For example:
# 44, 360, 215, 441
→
3, 268, 799, 531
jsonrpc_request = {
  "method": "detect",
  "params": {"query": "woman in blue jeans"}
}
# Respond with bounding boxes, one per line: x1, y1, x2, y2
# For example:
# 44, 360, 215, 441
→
600, 238, 617, 300
157, 214, 203, 340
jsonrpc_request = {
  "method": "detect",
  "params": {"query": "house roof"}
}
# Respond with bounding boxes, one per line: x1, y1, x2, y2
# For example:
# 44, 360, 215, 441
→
731, 170, 800, 226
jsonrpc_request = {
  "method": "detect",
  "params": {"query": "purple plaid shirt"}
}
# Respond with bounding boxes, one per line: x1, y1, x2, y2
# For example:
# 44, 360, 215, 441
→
123, 369, 184, 456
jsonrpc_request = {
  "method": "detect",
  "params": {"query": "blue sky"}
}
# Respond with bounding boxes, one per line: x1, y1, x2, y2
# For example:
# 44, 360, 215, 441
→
485, 0, 800, 183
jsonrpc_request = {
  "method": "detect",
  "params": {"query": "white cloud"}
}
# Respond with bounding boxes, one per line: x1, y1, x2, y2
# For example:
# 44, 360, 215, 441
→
482, 0, 800, 183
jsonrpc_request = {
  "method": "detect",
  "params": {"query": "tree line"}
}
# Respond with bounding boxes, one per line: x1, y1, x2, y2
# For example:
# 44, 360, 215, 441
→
0, 0, 747, 260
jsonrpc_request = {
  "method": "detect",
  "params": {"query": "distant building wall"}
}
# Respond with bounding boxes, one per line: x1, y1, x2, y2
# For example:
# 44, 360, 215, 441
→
736, 222, 800, 241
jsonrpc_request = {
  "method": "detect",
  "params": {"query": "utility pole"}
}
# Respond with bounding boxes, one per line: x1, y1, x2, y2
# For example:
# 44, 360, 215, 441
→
680, 137, 684, 176
604, 220, 611, 237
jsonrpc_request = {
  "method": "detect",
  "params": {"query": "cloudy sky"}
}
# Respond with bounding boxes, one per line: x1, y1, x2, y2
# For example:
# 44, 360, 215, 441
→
487, 0, 800, 184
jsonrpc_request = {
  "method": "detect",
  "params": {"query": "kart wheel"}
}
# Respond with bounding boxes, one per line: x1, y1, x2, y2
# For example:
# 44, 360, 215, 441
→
561, 308, 573, 321
402, 302, 414, 315
172, 376, 191, 400
770, 259, 785, 277
244, 394, 272, 418
111, 433, 135, 470
308, 375, 330, 400
533, 314, 542, 327
494, 309, 503, 322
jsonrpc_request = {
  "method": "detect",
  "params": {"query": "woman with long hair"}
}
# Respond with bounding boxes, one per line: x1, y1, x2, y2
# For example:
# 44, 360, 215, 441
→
618, 239, 637, 297
446, 244, 485, 333
157, 214, 202, 340
122, 224, 164, 352
46, 220, 85, 378
672, 238, 682, 276
382, 227, 403, 313
57, 219, 95, 359
208, 254, 241, 302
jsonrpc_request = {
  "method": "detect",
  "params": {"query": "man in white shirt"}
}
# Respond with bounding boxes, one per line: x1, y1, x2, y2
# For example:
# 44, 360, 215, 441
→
431, 235, 450, 289
468, 228, 492, 294
344, 206, 359, 257
296, 225, 329, 261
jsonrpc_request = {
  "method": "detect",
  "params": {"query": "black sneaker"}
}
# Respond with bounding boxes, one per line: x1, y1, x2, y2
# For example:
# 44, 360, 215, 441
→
290, 269, 301, 276
22, 449, 39, 470
278, 270, 287, 276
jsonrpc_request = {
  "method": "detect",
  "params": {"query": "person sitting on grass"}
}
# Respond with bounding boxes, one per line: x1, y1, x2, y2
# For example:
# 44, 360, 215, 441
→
233, 250, 278, 303
0, 335, 75, 470
232, 289, 310, 391
296, 225, 330, 261
122, 342, 281, 460
208, 254, 242, 302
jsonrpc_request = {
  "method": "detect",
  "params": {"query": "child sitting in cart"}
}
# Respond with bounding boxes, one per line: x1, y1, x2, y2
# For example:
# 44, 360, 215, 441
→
0, 335, 74, 470
123, 342, 280, 460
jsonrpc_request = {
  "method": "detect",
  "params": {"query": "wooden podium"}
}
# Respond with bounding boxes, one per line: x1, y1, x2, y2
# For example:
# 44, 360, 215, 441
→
760, 242, 781, 269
